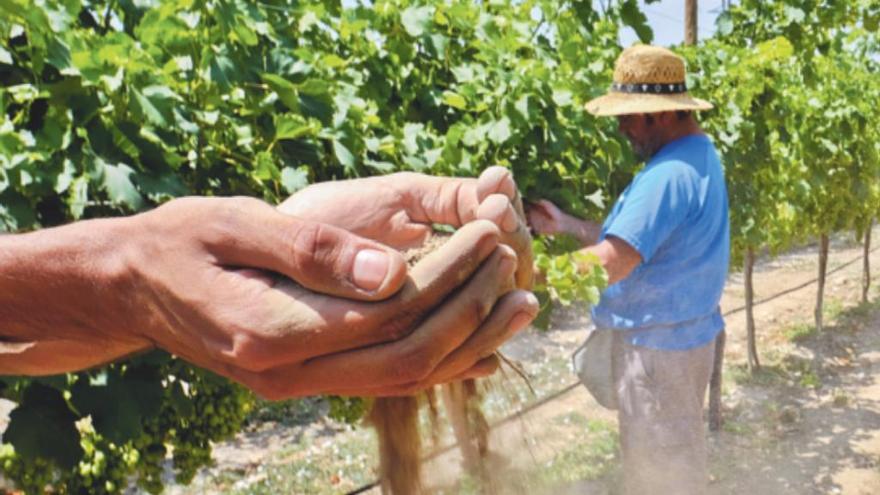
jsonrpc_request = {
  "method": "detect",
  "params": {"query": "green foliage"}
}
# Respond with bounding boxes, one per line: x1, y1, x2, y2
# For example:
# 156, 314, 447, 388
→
0, 0, 644, 230
783, 323, 817, 343
537, 416, 619, 484
3, 383, 83, 470
682, 1, 880, 265
0, 352, 252, 494
532, 235, 609, 330
327, 396, 371, 426
682, 37, 806, 262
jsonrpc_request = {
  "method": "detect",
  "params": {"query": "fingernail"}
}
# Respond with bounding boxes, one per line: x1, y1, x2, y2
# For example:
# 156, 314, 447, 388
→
502, 210, 518, 233
499, 249, 517, 275
525, 292, 539, 307
353, 249, 390, 291
508, 312, 534, 333
477, 231, 499, 259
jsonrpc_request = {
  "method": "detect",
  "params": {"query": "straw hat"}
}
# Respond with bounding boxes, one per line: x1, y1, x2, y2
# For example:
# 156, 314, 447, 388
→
584, 45, 713, 117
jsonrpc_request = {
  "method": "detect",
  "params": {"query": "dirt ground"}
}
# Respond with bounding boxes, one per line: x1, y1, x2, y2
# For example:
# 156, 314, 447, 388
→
159, 227, 880, 495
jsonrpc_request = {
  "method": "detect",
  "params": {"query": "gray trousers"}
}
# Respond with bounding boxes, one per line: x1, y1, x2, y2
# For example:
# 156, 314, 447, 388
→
611, 332, 715, 495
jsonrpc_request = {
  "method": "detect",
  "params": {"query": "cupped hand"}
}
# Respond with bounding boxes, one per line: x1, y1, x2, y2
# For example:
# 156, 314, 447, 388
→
279, 166, 533, 289
121, 198, 537, 398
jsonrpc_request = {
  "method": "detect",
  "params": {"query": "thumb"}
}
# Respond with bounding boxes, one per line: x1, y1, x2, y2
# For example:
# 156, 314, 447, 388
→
209, 199, 408, 301
476, 166, 517, 203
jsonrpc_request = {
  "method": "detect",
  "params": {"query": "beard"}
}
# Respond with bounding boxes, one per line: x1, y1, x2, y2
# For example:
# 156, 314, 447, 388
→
630, 140, 653, 161
627, 136, 659, 161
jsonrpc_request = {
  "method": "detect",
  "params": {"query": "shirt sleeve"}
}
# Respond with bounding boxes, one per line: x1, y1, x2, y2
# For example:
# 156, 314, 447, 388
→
603, 161, 699, 263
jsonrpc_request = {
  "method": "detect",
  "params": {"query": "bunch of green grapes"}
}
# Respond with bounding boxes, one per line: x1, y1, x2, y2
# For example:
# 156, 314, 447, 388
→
0, 445, 54, 494
129, 360, 253, 492
0, 358, 253, 494
165, 371, 252, 485
66, 431, 137, 494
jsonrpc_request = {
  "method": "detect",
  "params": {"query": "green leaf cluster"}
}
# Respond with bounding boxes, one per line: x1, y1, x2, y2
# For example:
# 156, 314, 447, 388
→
531, 235, 608, 330
682, 0, 880, 263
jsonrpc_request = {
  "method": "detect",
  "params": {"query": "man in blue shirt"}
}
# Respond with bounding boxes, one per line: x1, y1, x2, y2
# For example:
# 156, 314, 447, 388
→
528, 45, 729, 494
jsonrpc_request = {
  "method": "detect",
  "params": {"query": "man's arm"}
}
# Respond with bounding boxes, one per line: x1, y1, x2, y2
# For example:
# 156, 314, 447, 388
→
526, 199, 641, 284
0, 218, 154, 374
580, 236, 642, 285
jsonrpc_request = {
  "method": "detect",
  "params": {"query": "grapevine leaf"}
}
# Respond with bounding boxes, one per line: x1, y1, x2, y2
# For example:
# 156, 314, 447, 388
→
3, 384, 83, 470
333, 139, 356, 170
441, 91, 467, 110
262, 73, 301, 112
716, 11, 734, 36
299, 93, 334, 125
0, 46, 12, 65
253, 151, 279, 181
0, 191, 37, 231
135, 172, 189, 202
619, 0, 654, 43
281, 166, 309, 194
207, 50, 236, 90
131, 88, 169, 129
71, 367, 163, 444
401, 6, 433, 37
47, 36, 73, 73
487, 117, 512, 144
274, 113, 319, 141
102, 163, 145, 211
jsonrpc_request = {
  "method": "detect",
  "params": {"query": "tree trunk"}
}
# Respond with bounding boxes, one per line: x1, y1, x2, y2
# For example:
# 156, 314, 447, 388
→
685, 0, 698, 45
864, 221, 872, 304
816, 234, 830, 331
708, 329, 726, 431
745, 247, 760, 372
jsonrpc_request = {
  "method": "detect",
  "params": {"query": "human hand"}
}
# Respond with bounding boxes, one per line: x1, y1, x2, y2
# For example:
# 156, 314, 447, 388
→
525, 199, 566, 236
279, 166, 533, 289
0, 197, 538, 398
129, 198, 537, 397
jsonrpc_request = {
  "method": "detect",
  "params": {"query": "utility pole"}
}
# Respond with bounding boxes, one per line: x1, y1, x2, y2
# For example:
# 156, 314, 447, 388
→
685, 0, 698, 45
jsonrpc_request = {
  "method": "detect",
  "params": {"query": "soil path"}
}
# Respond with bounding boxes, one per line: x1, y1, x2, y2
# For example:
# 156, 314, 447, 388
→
706, 232, 880, 495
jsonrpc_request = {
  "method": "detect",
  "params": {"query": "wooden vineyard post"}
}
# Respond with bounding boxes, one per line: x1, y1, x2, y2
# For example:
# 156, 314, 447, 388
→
685, 0, 698, 45
864, 221, 872, 304
745, 247, 760, 372
815, 234, 830, 332
708, 329, 726, 431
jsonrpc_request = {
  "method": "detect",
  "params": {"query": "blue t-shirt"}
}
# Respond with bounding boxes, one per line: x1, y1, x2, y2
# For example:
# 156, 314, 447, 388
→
591, 134, 730, 350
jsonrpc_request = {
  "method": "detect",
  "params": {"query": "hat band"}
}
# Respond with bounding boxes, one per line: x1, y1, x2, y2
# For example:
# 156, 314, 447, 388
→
612, 82, 687, 94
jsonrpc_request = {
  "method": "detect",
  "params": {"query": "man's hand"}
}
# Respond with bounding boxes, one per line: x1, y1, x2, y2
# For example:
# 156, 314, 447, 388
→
0, 197, 538, 398
525, 199, 567, 236
279, 166, 533, 289
526, 199, 602, 247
